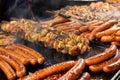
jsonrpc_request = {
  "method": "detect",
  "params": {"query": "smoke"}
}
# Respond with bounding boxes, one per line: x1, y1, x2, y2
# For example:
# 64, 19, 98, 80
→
5, 0, 34, 20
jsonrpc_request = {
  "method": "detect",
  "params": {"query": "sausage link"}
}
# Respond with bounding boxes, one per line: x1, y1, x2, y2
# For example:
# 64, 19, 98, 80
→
20, 60, 76, 80
90, 21, 103, 26
88, 26, 98, 31
89, 50, 120, 72
114, 36, 120, 42
89, 20, 117, 41
111, 41, 120, 46
8, 45, 37, 65
58, 58, 85, 80
86, 20, 98, 24
103, 59, 120, 73
95, 29, 118, 39
101, 36, 114, 42
78, 72, 91, 80
5, 46, 30, 65
0, 51, 26, 77
12, 44, 45, 64
0, 59, 16, 80
85, 44, 117, 65
115, 30, 120, 36
79, 26, 89, 32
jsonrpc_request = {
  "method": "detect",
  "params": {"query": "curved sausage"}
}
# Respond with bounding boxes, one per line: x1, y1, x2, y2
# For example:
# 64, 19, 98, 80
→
7, 45, 37, 65
115, 30, 120, 36
86, 20, 98, 24
20, 60, 76, 80
89, 50, 120, 72
12, 44, 45, 64
114, 36, 120, 42
85, 44, 117, 65
58, 58, 85, 80
0, 59, 16, 80
78, 72, 91, 80
103, 59, 120, 73
6, 48, 29, 65
111, 41, 120, 46
88, 26, 98, 31
79, 26, 89, 32
5, 46, 30, 65
41, 16, 68, 27
0, 51, 26, 77
90, 21, 103, 26
95, 29, 118, 39
89, 20, 117, 41
101, 36, 114, 42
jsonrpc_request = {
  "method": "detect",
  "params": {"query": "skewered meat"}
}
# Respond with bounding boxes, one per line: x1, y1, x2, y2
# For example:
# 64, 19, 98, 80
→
1, 19, 90, 55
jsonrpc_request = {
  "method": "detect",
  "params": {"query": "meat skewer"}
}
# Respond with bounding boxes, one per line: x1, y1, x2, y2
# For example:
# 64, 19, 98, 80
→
0, 19, 90, 55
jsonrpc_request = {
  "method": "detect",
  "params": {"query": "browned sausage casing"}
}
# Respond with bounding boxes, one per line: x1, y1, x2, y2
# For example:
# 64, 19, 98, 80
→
103, 59, 120, 73
89, 50, 120, 72
20, 60, 76, 80
12, 44, 45, 64
85, 44, 117, 65
5, 48, 29, 65
78, 72, 91, 80
7, 45, 37, 65
95, 29, 118, 39
89, 20, 117, 41
0, 51, 26, 77
0, 59, 16, 80
101, 36, 114, 42
58, 58, 85, 80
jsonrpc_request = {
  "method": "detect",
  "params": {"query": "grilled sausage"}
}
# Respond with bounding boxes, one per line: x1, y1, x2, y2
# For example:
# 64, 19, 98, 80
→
95, 29, 118, 39
20, 60, 76, 80
85, 44, 117, 65
89, 50, 120, 72
89, 20, 117, 41
101, 36, 114, 42
0, 51, 26, 77
12, 44, 45, 64
5, 48, 29, 65
88, 26, 98, 31
78, 72, 91, 80
87, 20, 98, 24
58, 58, 85, 80
111, 41, 120, 46
0, 59, 16, 80
114, 36, 120, 42
7, 45, 37, 65
103, 59, 120, 73
79, 26, 89, 32
90, 21, 103, 26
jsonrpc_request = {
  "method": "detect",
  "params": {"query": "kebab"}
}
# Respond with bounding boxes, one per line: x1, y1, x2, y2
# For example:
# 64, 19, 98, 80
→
1, 19, 90, 55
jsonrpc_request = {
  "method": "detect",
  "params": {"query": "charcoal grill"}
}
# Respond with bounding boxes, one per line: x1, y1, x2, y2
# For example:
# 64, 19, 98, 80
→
0, 0, 119, 80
